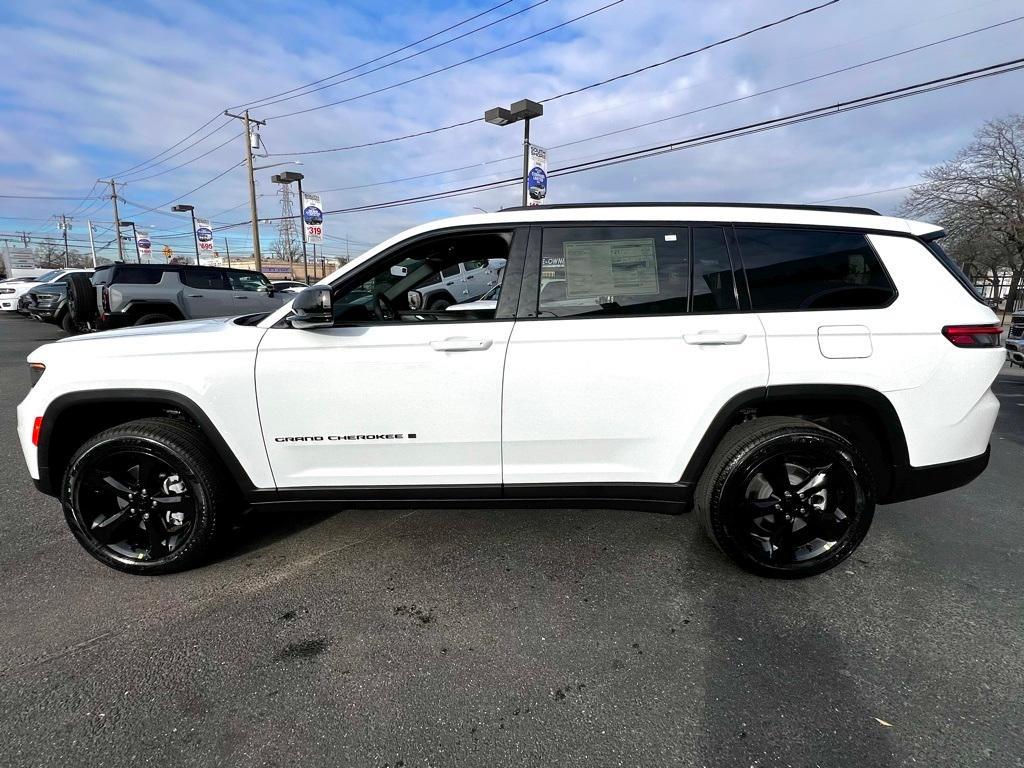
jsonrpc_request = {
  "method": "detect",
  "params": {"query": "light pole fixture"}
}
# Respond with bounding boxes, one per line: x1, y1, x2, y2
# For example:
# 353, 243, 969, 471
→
118, 220, 140, 263
271, 170, 308, 283
485, 99, 543, 207
171, 204, 201, 265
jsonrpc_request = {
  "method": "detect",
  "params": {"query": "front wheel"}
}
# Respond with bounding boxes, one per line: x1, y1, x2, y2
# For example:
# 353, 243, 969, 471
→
61, 418, 230, 574
696, 417, 875, 578
134, 313, 174, 326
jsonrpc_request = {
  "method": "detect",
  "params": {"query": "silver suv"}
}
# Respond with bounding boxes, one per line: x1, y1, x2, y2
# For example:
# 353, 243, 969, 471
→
70, 264, 286, 330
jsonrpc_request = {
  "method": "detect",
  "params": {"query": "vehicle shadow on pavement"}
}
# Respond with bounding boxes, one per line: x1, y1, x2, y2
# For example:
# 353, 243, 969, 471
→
218, 508, 337, 561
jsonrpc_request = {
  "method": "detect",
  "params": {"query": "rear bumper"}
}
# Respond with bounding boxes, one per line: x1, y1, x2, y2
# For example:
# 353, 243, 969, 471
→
883, 446, 990, 504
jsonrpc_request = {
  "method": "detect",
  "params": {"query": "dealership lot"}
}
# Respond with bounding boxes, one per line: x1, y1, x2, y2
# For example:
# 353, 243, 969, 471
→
0, 313, 1021, 767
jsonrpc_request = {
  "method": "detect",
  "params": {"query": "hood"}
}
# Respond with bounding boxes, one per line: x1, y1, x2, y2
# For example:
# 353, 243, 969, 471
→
56, 316, 237, 343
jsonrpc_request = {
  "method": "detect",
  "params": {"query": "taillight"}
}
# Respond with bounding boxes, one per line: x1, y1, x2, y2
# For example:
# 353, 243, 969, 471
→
31, 417, 43, 446
941, 324, 1002, 348
101, 285, 110, 313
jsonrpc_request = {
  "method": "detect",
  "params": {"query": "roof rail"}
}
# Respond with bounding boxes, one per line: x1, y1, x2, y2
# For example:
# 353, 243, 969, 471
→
500, 201, 881, 216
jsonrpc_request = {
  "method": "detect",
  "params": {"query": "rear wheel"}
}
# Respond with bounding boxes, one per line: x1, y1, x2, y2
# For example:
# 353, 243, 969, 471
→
61, 418, 230, 574
134, 313, 174, 325
696, 417, 875, 578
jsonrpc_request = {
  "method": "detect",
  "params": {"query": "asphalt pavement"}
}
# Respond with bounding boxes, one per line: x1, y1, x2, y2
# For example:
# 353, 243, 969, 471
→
0, 311, 1021, 768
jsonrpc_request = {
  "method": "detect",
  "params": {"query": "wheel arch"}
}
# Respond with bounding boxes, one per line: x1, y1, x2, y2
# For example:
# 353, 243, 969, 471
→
121, 301, 185, 322
36, 389, 255, 498
682, 384, 910, 503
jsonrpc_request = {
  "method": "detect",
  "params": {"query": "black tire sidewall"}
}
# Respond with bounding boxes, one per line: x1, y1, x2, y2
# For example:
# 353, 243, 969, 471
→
706, 430, 874, 578
67, 274, 96, 323
134, 313, 173, 326
428, 298, 451, 311
62, 432, 216, 574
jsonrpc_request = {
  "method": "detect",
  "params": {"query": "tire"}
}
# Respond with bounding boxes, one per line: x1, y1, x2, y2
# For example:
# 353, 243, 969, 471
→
427, 297, 452, 311
60, 310, 78, 334
696, 416, 875, 578
61, 418, 232, 575
66, 273, 97, 324
134, 313, 174, 326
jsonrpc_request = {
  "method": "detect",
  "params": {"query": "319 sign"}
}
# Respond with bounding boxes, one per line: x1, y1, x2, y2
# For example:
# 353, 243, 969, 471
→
302, 192, 324, 244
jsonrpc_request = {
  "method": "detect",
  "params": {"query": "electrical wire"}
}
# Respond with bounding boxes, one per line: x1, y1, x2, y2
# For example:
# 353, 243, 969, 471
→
266, 0, 629, 120
250, 0, 551, 111
268, 0, 844, 154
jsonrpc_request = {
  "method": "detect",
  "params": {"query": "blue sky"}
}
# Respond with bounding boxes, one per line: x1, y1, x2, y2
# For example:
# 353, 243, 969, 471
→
0, 0, 1022, 262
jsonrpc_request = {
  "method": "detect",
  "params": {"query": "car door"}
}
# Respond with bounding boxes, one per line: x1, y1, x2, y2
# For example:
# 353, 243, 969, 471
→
256, 227, 525, 489
501, 223, 769, 486
228, 270, 283, 312
180, 268, 236, 317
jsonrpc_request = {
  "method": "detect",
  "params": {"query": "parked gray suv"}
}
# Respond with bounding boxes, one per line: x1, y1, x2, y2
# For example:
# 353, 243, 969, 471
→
67, 264, 286, 330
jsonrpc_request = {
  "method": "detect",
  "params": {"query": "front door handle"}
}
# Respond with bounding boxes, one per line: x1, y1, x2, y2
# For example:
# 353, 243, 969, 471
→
683, 331, 747, 346
234, 295, 249, 299
185, 294, 203, 298
430, 337, 492, 352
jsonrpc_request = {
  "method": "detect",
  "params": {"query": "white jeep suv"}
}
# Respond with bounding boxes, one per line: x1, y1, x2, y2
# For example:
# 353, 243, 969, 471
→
16, 204, 1004, 577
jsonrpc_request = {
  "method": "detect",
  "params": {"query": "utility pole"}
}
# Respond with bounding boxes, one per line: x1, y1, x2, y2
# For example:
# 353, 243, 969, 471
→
87, 220, 97, 267
57, 214, 72, 267
100, 179, 125, 261
18, 231, 30, 247
224, 109, 266, 271
224, 238, 231, 268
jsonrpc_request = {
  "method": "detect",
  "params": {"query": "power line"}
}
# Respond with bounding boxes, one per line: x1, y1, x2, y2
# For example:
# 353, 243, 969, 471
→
119, 130, 242, 183
249, 0, 550, 111
232, 0, 518, 109
268, 0, 844, 154
272, 56, 1024, 218
305, 17, 1024, 196
266, 0, 629, 120
0, 193, 105, 200
108, 113, 227, 178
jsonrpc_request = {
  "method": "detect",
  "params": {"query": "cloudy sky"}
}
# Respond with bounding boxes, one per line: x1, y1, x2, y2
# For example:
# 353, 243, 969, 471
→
0, 0, 1021, 262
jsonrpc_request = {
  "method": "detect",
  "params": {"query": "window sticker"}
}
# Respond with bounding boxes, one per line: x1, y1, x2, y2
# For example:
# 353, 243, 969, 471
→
562, 238, 659, 298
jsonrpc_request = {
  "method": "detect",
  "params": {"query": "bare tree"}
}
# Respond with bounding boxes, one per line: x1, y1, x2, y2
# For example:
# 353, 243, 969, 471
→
34, 242, 65, 268
900, 115, 1024, 309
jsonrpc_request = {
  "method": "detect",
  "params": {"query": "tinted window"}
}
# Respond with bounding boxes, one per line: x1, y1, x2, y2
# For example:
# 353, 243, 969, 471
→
538, 226, 688, 318
736, 228, 895, 310
182, 268, 228, 290
441, 264, 461, 278
91, 267, 113, 286
692, 227, 737, 312
228, 271, 271, 291
113, 266, 166, 285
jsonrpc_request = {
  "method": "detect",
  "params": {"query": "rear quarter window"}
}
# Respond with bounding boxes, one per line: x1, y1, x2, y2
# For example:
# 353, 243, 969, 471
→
111, 266, 167, 285
735, 227, 896, 311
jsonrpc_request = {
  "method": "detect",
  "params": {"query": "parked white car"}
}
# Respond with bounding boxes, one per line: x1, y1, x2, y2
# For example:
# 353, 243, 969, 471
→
0, 268, 93, 312
18, 203, 1003, 578
271, 280, 309, 294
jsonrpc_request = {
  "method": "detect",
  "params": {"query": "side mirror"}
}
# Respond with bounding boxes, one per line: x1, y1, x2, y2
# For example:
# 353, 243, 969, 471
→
289, 286, 333, 329
407, 289, 423, 310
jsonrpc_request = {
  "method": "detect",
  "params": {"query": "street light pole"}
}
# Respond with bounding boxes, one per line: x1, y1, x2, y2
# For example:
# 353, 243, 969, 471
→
485, 99, 543, 207
271, 170, 308, 283
171, 205, 200, 265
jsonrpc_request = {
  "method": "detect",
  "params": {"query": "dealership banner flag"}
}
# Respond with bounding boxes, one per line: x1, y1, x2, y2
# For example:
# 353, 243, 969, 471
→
302, 193, 324, 244
195, 218, 215, 258
526, 144, 548, 206
137, 230, 152, 260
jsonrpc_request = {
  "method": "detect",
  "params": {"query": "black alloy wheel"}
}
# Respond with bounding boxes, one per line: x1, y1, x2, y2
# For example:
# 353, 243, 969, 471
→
697, 417, 875, 578
62, 418, 228, 574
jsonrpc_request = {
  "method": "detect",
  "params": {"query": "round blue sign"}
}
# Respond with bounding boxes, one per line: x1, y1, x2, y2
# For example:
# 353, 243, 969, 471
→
303, 205, 323, 225
138, 238, 152, 249
196, 227, 213, 242
527, 166, 547, 200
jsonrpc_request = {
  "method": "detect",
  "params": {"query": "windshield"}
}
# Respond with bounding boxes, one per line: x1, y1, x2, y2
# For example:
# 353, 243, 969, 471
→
31, 269, 64, 282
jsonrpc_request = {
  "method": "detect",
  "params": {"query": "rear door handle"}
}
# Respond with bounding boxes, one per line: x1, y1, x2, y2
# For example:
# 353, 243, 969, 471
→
234, 295, 249, 300
683, 331, 747, 346
430, 338, 492, 352
185, 294, 203, 298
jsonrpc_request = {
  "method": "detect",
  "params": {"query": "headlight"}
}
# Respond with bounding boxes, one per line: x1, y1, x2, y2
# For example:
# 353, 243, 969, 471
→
0, 288, 15, 295
28, 362, 45, 387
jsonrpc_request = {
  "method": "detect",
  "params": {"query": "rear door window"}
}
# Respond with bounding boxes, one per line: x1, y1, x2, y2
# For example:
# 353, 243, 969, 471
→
182, 268, 229, 290
537, 226, 689, 318
735, 227, 895, 310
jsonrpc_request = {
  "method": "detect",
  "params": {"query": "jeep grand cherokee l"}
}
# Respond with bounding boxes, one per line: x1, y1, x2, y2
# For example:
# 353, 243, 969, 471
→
17, 204, 1003, 578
